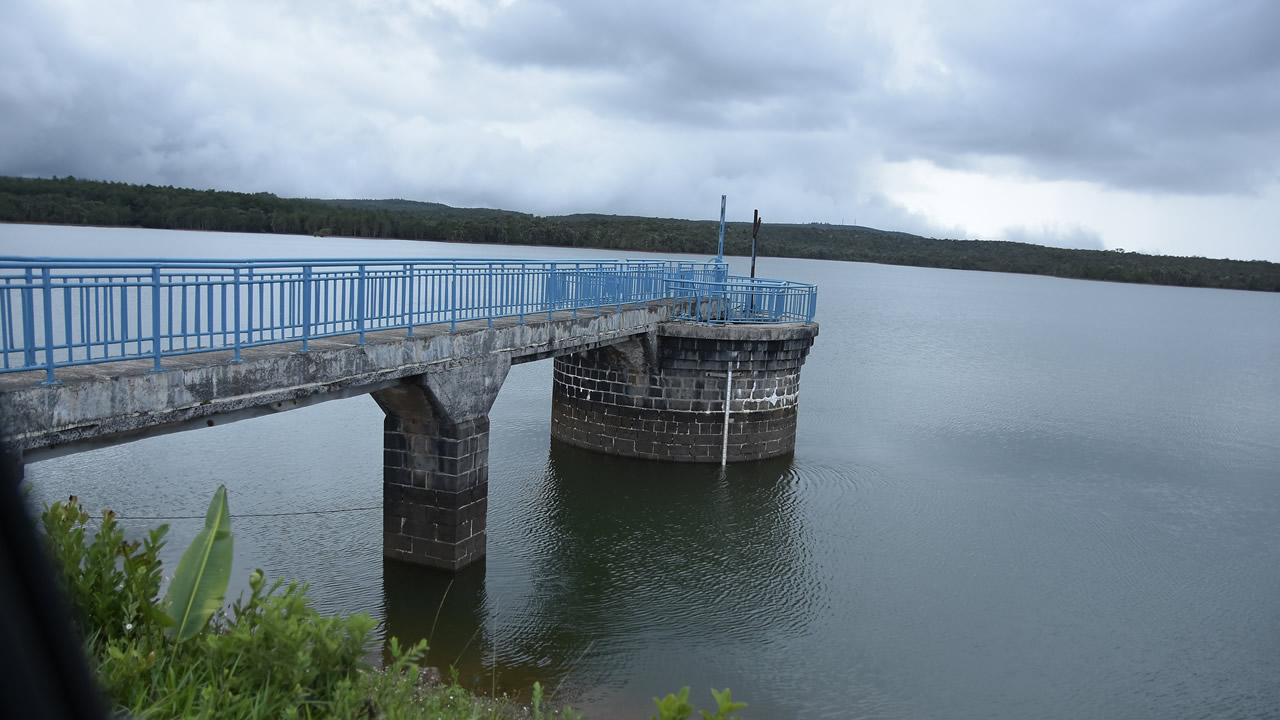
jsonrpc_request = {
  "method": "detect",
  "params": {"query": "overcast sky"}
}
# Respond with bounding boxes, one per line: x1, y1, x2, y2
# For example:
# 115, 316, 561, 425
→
3, 0, 1278, 261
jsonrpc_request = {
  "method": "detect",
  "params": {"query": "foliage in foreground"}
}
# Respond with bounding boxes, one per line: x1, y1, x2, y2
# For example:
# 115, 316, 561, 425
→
40, 491, 745, 719
651, 687, 747, 720
42, 494, 482, 719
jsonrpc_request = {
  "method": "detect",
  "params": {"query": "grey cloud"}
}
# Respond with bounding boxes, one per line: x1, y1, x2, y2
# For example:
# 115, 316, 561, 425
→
890, 0, 1280, 194
465, 0, 1280, 195
1, 0, 1277, 261
469, 0, 882, 129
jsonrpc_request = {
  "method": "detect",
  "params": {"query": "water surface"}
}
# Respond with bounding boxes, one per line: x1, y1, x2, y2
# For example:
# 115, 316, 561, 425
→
9, 224, 1279, 719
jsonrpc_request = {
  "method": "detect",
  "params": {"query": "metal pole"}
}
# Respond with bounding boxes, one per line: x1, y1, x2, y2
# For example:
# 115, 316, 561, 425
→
301, 266, 312, 351
750, 209, 761, 315
716, 195, 726, 260
721, 366, 732, 467
451, 263, 459, 331
403, 264, 413, 337
231, 267, 244, 363
40, 267, 59, 385
547, 263, 557, 321
150, 266, 163, 372
21, 267, 35, 369
356, 264, 366, 344
751, 209, 761, 279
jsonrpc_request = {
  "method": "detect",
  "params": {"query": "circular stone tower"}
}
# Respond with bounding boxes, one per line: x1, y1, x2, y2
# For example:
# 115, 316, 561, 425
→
551, 321, 818, 462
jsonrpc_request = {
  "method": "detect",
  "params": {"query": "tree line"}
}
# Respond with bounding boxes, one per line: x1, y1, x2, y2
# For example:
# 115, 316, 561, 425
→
2, 175, 1276, 292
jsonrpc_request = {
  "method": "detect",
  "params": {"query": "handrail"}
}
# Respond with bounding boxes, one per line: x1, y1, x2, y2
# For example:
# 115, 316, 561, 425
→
0, 257, 813, 383
669, 276, 817, 325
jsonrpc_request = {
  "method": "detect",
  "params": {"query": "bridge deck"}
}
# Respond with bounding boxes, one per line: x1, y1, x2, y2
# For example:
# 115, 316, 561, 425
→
0, 302, 669, 463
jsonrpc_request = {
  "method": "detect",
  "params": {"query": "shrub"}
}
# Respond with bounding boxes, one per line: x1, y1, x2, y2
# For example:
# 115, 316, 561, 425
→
38, 493, 470, 719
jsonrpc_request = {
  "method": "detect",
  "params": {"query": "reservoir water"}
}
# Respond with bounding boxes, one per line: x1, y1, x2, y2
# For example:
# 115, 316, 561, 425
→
7, 224, 1279, 719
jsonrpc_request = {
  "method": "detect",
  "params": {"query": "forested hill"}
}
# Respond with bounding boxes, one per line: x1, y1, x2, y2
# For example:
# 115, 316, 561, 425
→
2, 176, 1277, 292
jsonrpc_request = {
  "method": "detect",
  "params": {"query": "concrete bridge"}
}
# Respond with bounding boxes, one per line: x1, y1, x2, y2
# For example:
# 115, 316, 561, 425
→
1, 256, 817, 570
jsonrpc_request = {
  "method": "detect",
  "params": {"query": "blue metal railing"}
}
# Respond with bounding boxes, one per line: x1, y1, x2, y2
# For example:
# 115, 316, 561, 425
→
670, 276, 818, 325
0, 256, 815, 383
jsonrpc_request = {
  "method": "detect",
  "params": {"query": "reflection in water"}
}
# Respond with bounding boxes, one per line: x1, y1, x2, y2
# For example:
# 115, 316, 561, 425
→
381, 558, 487, 674
380, 440, 816, 709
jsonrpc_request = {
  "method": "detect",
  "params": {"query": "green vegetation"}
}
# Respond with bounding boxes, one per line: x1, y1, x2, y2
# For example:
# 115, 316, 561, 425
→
162, 485, 233, 641
651, 687, 747, 720
38, 489, 745, 719
6, 175, 1273, 292
40, 491, 554, 719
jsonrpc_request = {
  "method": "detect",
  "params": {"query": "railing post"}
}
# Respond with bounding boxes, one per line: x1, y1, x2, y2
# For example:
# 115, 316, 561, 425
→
150, 266, 164, 372
21, 267, 35, 369
487, 262, 494, 328
547, 263, 556, 321
599, 267, 607, 315
356, 264, 367, 344
450, 263, 458, 332
404, 264, 414, 337
247, 266, 256, 350
231, 267, 244, 363
40, 267, 59, 385
301, 265, 312, 351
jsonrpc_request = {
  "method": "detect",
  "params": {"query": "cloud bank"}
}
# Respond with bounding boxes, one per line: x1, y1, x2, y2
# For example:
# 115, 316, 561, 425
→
1, 0, 1277, 261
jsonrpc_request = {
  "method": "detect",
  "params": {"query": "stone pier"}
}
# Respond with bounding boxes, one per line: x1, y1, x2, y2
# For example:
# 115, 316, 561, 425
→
372, 356, 509, 570
551, 321, 819, 462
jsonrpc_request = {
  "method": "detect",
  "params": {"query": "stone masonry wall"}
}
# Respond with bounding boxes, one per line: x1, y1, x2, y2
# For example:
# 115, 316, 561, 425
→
379, 413, 489, 570
372, 356, 507, 572
551, 322, 818, 462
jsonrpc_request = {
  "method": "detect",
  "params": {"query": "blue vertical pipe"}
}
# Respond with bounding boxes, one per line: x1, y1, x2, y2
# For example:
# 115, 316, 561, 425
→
301, 266, 312, 351
404, 264, 414, 337
356, 264, 366, 344
22, 267, 35, 368
119, 274, 130, 358
572, 263, 579, 318
548, 263, 557, 321
519, 267, 526, 324
450, 262, 458, 332
179, 274, 188, 350
246, 267, 255, 349
231, 267, 243, 363
40, 267, 58, 384
61, 286, 72, 362
150, 266, 163, 371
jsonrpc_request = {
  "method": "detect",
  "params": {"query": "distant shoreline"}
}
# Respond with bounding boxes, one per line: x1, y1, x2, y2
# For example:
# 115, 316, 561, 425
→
2, 176, 1276, 292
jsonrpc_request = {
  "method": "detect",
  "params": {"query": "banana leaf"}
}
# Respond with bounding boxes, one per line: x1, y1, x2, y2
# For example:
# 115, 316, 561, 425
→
163, 485, 233, 641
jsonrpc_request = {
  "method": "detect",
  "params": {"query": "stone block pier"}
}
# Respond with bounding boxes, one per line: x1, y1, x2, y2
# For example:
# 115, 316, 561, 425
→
552, 322, 818, 462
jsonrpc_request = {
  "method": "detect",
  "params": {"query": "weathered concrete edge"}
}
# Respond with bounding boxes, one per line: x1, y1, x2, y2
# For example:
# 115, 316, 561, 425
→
656, 320, 819, 341
1, 305, 669, 461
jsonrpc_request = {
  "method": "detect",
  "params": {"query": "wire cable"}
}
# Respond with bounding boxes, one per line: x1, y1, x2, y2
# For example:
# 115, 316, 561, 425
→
86, 505, 381, 521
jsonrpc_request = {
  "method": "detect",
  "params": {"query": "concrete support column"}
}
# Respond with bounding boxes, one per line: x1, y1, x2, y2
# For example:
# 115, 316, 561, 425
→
371, 356, 510, 571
